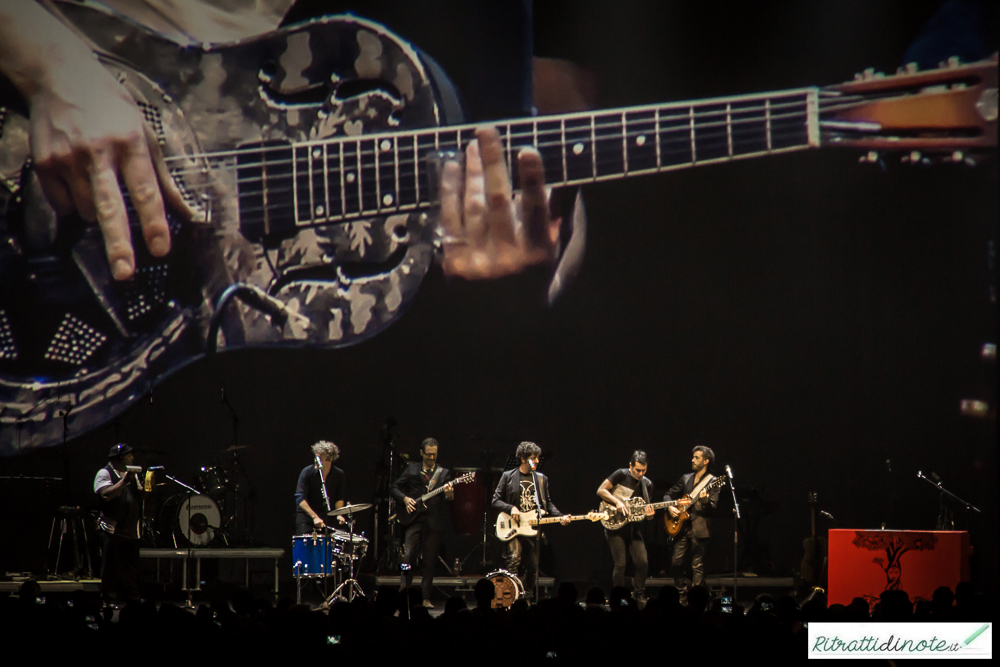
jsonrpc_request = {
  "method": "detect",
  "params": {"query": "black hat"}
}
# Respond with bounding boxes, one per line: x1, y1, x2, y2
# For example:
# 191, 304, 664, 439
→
108, 443, 133, 459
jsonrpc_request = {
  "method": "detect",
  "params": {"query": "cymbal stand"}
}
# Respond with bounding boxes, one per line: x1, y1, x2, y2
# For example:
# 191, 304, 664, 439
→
325, 513, 365, 605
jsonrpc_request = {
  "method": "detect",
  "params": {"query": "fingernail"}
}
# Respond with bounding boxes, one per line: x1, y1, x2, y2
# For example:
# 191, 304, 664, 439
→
112, 259, 133, 280
148, 234, 170, 257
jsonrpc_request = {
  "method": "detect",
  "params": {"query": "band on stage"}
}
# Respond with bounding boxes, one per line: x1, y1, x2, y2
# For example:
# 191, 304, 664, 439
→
95, 435, 726, 607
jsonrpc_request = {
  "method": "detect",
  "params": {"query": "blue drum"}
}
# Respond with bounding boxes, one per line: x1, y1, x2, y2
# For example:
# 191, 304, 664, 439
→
292, 534, 334, 578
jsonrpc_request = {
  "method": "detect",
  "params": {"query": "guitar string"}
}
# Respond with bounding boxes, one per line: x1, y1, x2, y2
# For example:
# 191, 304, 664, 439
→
162, 106, 816, 189
158, 95, 825, 166
229, 127, 813, 219
222, 127, 812, 217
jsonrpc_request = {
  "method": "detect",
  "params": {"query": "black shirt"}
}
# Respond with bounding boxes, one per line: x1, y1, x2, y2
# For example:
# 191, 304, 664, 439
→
295, 464, 345, 525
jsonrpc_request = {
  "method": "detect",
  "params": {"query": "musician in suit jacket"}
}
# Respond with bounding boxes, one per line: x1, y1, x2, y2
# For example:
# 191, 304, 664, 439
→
491, 441, 570, 596
391, 438, 454, 606
665, 446, 721, 604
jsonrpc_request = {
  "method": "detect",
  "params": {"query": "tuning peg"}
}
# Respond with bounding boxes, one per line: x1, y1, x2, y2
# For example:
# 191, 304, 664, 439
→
948, 56, 961, 68
900, 150, 922, 164
863, 67, 875, 80
905, 62, 919, 74
858, 150, 879, 163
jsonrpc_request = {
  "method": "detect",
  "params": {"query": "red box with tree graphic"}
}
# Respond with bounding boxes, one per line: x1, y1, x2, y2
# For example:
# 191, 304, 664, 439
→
828, 529, 971, 609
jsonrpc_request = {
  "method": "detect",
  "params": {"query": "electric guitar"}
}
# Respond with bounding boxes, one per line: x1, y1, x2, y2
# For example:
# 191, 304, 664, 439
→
495, 509, 607, 541
397, 471, 475, 527
663, 475, 729, 536
0, 1, 995, 454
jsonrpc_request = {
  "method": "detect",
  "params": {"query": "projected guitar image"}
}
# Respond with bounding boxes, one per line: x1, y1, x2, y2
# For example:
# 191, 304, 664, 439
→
0, 1, 996, 453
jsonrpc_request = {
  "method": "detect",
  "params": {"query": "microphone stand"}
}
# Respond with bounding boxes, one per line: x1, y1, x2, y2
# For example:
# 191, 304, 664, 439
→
164, 473, 201, 608
725, 465, 741, 611
917, 471, 981, 530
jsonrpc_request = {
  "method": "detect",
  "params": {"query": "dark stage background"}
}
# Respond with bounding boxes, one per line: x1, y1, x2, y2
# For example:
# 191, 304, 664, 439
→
1, 2, 996, 594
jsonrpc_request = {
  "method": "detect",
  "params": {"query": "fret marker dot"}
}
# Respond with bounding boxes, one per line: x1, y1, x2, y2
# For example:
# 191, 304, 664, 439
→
382, 194, 394, 206
315, 205, 324, 216
636, 135, 646, 146
346, 172, 356, 183
312, 148, 321, 159
573, 142, 585, 155
380, 140, 391, 152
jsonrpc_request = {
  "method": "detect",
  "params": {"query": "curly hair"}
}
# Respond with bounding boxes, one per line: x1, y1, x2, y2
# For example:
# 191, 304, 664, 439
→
516, 441, 541, 461
311, 440, 340, 462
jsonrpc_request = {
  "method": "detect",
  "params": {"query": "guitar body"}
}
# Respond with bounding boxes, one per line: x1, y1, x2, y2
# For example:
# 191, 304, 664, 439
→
0, 3, 457, 452
599, 497, 647, 531
495, 510, 540, 541
397, 498, 431, 528
663, 501, 692, 537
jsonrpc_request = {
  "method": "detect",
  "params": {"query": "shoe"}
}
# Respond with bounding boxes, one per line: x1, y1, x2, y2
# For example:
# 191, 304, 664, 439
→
422, 599, 435, 609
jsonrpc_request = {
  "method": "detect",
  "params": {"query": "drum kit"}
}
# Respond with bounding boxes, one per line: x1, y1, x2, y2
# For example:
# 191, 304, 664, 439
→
293, 503, 372, 606
141, 454, 240, 547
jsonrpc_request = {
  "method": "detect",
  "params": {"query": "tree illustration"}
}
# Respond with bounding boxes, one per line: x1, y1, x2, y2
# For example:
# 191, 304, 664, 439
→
852, 531, 938, 591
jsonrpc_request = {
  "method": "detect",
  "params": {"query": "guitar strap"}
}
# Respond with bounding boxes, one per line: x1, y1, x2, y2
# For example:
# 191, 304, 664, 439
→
640, 476, 650, 504
426, 466, 444, 493
690, 474, 716, 507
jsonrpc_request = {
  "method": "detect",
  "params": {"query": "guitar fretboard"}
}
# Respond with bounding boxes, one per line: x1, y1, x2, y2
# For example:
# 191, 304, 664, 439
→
236, 88, 818, 241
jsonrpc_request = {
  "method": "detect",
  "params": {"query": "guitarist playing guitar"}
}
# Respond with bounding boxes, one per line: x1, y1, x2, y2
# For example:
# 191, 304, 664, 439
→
666, 446, 721, 605
597, 450, 656, 608
390, 438, 455, 607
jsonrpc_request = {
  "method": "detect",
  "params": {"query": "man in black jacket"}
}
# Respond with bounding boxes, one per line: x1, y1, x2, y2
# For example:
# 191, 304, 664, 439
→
666, 446, 721, 604
491, 441, 570, 596
391, 438, 454, 606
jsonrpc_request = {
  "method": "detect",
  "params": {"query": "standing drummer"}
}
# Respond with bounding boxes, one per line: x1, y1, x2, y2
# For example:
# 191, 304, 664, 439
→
294, 441, 345, 534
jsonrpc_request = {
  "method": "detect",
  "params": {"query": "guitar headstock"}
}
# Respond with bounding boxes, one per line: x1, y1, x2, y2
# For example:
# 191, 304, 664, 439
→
708, 475, 727, 490
587, 511, 609, 522
822, 53, 997, 162
456, 472, 476, 485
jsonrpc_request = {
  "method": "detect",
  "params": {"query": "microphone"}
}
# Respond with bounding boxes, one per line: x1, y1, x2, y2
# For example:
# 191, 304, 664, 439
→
315, 454, 323, 470
820, 511, 835, 521
725, 465, 734, 479
529, 458, 537, 471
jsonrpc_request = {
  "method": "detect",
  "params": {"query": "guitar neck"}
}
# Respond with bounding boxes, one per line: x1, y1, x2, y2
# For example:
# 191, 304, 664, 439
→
238, 88, 819, 239
645, 499, 686, 511
530, 513, 592, 526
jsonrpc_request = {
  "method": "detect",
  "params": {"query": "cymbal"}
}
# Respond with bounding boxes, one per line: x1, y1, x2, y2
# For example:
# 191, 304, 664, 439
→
327, 503, 372, 517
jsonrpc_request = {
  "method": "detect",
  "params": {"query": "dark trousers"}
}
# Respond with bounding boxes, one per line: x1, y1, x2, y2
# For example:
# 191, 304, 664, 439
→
672, 532, 708, 597
605, 528, 648, 594
100, 531, 140, 602
400, 519, 443, 599
503, 534, 539, 594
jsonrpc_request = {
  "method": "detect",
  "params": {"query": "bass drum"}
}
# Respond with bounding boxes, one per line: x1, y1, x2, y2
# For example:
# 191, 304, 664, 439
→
486, 570, 524, 609
159, 493, 221, 546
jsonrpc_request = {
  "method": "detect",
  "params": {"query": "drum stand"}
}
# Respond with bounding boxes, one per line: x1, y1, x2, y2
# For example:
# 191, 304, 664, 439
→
322, 514, 365, 606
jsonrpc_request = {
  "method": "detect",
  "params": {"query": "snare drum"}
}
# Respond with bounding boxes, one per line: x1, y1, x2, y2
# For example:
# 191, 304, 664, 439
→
330, 530, 368, 561
292, 534, 335, 578
486, 569, 524, 609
